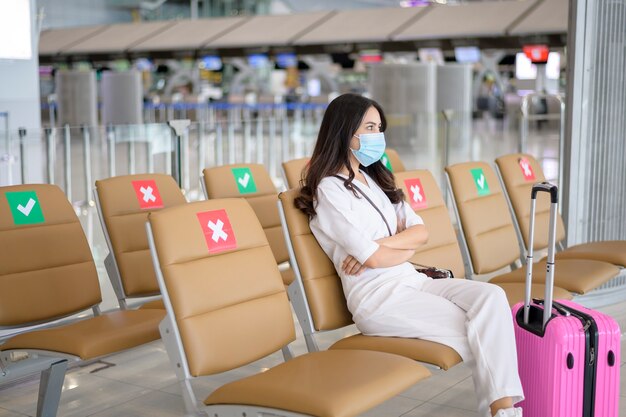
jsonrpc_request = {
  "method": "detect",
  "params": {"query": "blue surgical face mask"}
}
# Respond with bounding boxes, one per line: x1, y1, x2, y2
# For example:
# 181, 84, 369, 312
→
351, 132, 386, 167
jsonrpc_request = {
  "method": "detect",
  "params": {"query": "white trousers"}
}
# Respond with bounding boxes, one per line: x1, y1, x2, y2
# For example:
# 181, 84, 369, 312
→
356, 278, 524, 417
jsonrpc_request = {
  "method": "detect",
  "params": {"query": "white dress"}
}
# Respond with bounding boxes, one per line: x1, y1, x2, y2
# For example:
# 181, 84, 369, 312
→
310, 173, 524, 417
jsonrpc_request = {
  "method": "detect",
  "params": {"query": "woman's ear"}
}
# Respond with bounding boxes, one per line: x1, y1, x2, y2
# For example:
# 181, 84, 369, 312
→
349, 134, 360, 151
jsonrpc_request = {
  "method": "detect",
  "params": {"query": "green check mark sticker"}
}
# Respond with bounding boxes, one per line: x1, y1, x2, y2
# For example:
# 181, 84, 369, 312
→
470, 168, 490, 196
6, 191, 45, 225
232, 167, 257, 194
381, 152, 393, 171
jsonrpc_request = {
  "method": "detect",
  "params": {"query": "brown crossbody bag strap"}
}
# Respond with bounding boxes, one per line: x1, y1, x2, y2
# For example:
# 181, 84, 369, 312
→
332, 175, 392, 237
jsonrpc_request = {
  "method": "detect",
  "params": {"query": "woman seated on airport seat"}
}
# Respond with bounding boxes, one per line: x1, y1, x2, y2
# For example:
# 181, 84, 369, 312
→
295, 93, 524, 417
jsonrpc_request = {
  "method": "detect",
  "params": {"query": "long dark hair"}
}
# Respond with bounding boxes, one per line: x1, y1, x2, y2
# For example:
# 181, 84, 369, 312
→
295, 93, 404, 217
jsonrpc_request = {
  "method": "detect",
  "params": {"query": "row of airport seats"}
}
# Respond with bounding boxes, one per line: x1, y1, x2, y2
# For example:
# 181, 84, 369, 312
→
95, 166, 296, 313
0, 185, 165, 417
2, 150, 624, 416
447, 157, 624, 294
494, 155, 626, 270
95, 148, 403, 311
278, 159, 573, 363
281, 153, 624, 293
0, 149, 412, 417
0, 171, 423, 417
147, 151, 622, 414
146, 194, 429, 417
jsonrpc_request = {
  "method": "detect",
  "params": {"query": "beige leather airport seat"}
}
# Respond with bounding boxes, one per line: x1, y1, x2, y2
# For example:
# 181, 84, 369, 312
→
147, 198, 430, 417
445, 162, 619, 294
95, 174, 187, 310
203, 164, 294, 287
282, 157, 310, 189
495, 153, 626, 267
0, 184, 163, 417
393, 169, 572, 306
278, 189, 462, 370
382, 148, 406, 173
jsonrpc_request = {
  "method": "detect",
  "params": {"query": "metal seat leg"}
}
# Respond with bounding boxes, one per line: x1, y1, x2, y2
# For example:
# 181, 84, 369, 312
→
37, 359, 68, 417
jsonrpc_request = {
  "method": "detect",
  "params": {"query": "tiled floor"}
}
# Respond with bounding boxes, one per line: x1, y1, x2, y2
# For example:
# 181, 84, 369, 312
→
1, 319, 624, 417
1, 118, 625, 416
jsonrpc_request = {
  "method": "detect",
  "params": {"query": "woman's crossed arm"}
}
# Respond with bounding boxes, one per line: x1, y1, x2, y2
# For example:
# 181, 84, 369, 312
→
342, 224, 428, 274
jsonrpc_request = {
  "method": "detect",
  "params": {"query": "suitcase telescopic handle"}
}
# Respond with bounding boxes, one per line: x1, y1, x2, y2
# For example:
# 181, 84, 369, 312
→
531, 182, 558, 203
524, 182, 559, 328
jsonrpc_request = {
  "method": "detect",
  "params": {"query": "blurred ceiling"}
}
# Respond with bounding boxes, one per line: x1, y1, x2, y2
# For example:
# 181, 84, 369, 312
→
281, 0, 508, 12
39, 0, 568, 62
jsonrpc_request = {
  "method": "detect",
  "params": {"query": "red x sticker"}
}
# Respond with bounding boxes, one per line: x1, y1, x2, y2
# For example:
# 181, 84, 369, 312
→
197, 209, 237, 253
132, 180, 163, 209
518, 158, 536, 181
404, 178, 428, 210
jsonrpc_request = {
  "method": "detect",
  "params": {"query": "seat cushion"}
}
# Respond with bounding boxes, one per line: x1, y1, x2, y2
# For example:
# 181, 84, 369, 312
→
329, 334, 462, 370
492, 282, 573, 307
204, 349, 430, 417
489, 259, 619, 294
280, 266, 295, 287
0, 309, 164, 359
139, 299, 165, 310
557, 241, 626, 267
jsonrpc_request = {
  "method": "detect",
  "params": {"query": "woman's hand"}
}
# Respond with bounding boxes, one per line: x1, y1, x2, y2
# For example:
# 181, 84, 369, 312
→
342, 255, 368, 276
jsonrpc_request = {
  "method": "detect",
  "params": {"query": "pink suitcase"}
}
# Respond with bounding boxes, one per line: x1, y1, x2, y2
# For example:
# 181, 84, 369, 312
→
512, 182, 621, 417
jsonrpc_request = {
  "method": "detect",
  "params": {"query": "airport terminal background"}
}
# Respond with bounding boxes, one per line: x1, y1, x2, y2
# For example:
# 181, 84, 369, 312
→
0, 0, 625, 416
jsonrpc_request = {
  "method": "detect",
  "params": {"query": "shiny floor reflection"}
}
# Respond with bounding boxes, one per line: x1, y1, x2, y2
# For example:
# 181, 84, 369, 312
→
0, 319, 624, 417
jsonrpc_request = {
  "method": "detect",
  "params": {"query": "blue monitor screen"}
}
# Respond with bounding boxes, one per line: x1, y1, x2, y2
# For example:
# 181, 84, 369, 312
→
201, 55, 222, 71
276, 53, 297, 68
135, 58, 154, 71
454, 47, 481, 63
248, 54, 269, 68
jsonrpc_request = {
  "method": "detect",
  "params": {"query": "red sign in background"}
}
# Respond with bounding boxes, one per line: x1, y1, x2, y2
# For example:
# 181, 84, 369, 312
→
523, 45, 549, 64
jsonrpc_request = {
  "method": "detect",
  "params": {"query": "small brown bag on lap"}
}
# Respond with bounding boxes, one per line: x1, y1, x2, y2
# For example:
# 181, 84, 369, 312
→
410, 263, 454, 279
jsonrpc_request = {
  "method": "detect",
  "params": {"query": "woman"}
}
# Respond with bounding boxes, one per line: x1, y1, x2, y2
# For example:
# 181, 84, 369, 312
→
295, 93, 523, 417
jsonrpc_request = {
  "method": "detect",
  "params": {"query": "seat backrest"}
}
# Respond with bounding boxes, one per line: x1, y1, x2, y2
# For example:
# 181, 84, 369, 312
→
445, 162, 520, 275
278, 189, 353, 331
282, 157, 310, 189
0, 184, 101, 327
148, 198, 294, 377
383, 148, 406, 173
495, 153, 566, 250
95, 173, 187, 298
203, 164, 288, 266
394, 170, 465, 277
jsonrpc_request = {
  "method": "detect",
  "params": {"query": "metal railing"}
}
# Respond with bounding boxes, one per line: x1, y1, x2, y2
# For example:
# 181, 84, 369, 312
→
3, 99, 564, 203
0, 111, 11, 185
2, 110, 493, 203
2, 103, 331, 204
